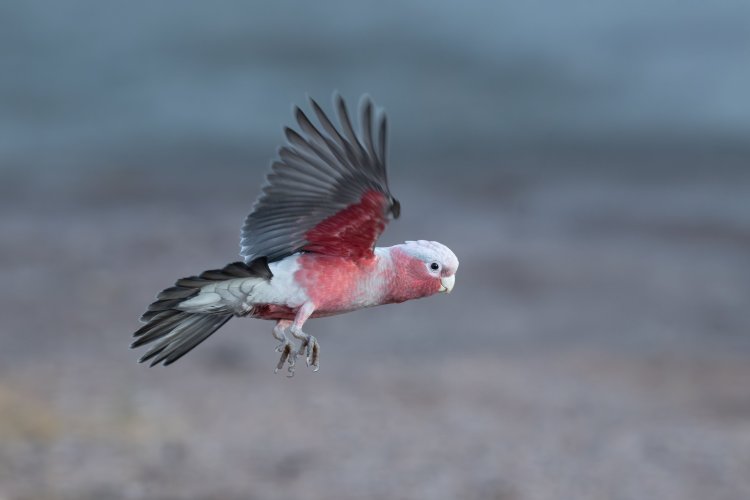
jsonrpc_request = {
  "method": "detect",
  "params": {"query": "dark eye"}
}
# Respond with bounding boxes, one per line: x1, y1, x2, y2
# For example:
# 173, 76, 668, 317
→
430, 262, 440, 271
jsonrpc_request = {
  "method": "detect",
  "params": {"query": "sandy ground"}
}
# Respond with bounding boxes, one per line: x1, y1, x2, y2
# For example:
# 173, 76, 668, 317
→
1, 165, 749, 499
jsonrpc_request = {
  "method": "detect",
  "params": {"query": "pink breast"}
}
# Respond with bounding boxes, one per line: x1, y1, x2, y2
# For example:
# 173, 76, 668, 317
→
295, 253, 377, 313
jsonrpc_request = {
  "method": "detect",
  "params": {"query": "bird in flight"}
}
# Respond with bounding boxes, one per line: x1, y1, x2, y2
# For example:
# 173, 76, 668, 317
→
131, 94, 459, 376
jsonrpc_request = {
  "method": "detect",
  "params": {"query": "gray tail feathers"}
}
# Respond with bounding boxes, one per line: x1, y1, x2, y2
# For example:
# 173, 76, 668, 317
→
131, 258, 272, 366
131, 311, 232, 366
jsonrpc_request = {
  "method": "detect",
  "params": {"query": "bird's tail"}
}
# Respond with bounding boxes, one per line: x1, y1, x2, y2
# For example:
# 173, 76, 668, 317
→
132, 311, 233, 366
131, 259, 272, 366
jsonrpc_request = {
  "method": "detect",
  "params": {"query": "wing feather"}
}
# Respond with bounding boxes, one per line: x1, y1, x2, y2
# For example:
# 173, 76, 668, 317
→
335, 94, 369, 166
377, 110, 387, 166
240, 93, 399, 262
361, 100, 376, 166
310, 98, 360, 167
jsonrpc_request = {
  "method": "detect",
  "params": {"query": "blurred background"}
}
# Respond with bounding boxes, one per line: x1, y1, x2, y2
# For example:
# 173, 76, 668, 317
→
2, 1, 750, 499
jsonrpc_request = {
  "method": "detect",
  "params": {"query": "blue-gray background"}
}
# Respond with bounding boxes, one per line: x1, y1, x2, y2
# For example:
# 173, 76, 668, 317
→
2, 2, 749, 499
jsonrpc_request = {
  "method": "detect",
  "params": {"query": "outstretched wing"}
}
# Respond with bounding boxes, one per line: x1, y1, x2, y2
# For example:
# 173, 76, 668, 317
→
240, 94, 400, 263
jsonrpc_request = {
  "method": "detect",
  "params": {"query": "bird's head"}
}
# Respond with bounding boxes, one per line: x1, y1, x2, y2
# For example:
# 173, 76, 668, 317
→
387, 240, 459, 301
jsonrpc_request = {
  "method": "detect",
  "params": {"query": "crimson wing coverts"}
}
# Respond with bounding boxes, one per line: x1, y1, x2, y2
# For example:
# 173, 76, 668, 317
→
240, 94, 400, 263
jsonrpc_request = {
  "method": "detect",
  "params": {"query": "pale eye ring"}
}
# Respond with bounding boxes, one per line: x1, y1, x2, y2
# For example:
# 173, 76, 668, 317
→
430, 262, 440, 271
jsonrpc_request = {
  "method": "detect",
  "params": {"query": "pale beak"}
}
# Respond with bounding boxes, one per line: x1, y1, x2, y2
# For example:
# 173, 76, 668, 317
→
439, 275, 455, 293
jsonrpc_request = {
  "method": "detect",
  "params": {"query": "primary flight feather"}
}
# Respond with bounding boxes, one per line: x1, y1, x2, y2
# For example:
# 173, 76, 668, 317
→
131, 94, 459, 375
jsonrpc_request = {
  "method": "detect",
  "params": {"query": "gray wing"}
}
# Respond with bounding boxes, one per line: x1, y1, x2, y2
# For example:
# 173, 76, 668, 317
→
240, 93, 400, 263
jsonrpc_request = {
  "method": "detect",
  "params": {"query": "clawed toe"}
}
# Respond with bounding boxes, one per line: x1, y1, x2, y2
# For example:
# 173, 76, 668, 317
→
272, 322, 321, 375
297, 335, 320, 370
308, 337, 320, 371
274, 341, 295, 375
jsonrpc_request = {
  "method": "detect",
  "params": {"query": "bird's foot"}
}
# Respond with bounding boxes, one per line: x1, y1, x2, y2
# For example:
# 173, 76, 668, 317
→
297, 335, 320, 371
290, 327, 320, 372
274, 340, 297, 377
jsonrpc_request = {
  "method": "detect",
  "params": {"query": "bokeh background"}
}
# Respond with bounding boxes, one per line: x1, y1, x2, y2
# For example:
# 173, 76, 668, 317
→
2, 1, 750, 499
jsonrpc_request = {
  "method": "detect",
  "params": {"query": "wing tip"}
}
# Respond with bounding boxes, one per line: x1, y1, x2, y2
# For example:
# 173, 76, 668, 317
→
358, 94, 374, 114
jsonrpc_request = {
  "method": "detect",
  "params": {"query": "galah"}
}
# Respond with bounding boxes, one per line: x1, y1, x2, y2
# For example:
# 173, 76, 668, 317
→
131, 94, 459, 375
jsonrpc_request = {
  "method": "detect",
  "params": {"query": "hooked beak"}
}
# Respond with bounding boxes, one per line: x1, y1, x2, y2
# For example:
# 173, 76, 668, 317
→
439, 275, 455, 293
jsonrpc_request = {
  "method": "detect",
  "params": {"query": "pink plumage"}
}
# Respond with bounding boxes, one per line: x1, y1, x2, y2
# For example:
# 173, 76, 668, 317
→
131, 94, 458, 375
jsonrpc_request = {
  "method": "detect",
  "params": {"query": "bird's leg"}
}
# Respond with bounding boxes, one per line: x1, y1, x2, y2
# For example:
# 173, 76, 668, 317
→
289, 302, 320, 372
272, 320, 295, 375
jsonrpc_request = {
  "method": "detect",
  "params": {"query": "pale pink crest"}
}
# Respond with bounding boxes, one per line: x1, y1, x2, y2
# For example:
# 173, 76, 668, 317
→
401, 240, 459, 275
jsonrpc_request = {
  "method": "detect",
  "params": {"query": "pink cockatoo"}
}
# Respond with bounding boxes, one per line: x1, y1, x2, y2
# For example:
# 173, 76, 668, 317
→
131, 94, 459, 375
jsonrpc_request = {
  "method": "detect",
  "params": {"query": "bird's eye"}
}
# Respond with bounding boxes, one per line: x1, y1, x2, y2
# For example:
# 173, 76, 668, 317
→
430, 262, 440, 271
